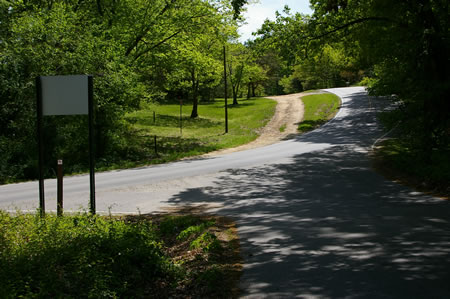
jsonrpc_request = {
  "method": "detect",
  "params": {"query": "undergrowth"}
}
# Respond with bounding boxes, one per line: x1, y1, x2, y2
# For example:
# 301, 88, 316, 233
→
372, 138, 450, 198
0, 212, 241, 298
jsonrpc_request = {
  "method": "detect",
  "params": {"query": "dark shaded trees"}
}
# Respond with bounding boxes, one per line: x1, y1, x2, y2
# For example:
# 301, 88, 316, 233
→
310, 0, 450, 151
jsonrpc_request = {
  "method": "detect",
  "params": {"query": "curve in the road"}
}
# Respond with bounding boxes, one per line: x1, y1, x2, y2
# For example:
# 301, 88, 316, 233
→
165, 87, 450, 298
1, 88, 449, 298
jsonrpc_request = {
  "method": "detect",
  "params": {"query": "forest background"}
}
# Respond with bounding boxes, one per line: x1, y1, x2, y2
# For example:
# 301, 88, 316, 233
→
1, 0, 448, 186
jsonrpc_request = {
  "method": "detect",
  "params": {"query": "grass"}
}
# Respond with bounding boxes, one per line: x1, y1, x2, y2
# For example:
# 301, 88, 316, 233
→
298, 93, 341, 133
0, 211, 241, 298
97, 97, 276, 170
372, 138, 450, 199
371, 109, 449, 199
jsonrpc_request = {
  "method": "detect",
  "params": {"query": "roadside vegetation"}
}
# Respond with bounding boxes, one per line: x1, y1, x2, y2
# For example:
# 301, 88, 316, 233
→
0, 212, 241, 298
101, 97, 276, 171
4, 1, 446, 189
372, 111, 450, 198
298, 93, 341, 133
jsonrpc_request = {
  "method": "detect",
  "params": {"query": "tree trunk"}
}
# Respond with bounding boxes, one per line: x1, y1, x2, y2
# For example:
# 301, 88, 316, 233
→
232, 85, 239, 105
190, 71, 199, 118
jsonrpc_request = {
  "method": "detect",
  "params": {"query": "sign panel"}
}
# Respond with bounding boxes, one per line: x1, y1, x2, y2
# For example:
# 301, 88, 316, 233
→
41, 75, 89, 115
36, 75, 96, 216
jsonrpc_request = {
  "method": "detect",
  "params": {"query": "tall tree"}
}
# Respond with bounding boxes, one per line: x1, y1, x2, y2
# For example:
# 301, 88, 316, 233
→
310, 0, 450, 151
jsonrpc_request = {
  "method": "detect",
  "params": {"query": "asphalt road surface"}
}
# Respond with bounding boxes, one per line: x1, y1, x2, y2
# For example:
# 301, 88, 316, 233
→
1, 87, 449, 298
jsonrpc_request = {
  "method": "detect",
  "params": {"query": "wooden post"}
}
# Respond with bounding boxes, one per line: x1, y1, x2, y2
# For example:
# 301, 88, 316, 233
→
180, 99, 183, 136
57, 159, 63, 216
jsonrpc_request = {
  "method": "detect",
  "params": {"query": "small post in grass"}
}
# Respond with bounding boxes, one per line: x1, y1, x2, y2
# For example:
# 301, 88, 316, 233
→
179, 98, 183, 136
154, 135, 158, 156
57, 159, 63, 216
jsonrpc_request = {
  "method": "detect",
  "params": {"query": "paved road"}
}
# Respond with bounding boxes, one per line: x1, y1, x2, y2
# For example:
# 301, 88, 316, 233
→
1, 87, 449, 297
166, 87, 450, 298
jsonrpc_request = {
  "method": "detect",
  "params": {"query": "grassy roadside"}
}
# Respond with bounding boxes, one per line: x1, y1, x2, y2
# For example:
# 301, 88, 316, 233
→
0, 212, 242, 298
298, 93, 341, 133
96, 97, 276, 171
371, 139, 450, 199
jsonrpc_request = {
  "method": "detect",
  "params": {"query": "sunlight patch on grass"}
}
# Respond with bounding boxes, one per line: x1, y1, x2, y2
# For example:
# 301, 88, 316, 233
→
114, 97, 276, 169
298, 93, 341, 133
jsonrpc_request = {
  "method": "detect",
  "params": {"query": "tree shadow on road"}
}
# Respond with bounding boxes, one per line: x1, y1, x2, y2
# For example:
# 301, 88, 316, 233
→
166, 147, 450, 298
164, 90, 450, 298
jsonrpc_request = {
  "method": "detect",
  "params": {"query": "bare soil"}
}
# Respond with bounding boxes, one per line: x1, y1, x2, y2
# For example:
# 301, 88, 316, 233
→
203, 92, 320, 157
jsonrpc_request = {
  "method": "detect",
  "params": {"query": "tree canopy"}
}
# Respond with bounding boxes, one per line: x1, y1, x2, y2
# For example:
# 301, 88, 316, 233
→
1, 0, 448, 183
0, 0, 239, 183
243, 0, 449, 151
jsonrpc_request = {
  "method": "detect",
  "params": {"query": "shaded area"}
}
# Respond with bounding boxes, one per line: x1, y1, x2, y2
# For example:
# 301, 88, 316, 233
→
165, 88, 450, 297
96, 135, 220, 170
372, 138, 450, 198
127, 114, 221, 129
298, 119, 328, 133
168, 148, 450, 298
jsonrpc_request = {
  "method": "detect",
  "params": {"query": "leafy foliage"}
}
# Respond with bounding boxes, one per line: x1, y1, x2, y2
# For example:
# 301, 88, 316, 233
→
0, 212, 169, 297
0, 0, 239, 183
310, 0, 450, 151
0, 212, 241, 298
247, 0, 449, 154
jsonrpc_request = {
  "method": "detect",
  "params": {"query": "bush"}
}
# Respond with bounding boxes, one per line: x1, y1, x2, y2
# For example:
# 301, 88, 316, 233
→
0, 212, 173, 298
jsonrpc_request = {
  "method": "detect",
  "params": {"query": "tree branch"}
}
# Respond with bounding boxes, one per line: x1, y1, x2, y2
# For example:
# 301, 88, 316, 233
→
125, 0, 176, 56
309, 16, 398, 40
133, 30, 182, 61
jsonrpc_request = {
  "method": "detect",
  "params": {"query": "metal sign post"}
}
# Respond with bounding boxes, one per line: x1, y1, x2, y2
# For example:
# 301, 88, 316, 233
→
88, 76, 95, 214
36, 77, 45, 217
223, 46, 228, 134
36, 75, 96, 216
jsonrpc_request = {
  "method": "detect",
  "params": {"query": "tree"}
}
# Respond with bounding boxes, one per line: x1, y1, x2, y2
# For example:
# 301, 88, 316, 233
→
310, 0, 450, 151
245, 64, 267, 98
0, 1, 145, 181
227, 43, 254, 104
174, 39, 222, 118
0, 0, 239, 182
139, 0, 237, 118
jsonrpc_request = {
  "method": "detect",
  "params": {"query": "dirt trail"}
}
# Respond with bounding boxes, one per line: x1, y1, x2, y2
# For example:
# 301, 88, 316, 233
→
203, 92, 318, 157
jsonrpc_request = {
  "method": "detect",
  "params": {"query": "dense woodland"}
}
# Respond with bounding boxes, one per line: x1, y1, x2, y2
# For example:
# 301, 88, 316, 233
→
1, 0, 449, 184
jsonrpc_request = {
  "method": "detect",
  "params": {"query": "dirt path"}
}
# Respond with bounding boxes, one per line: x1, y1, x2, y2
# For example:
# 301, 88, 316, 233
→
203, 92, 316, 157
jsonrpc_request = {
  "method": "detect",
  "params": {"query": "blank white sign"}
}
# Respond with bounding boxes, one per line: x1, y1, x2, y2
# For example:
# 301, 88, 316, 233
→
41, 75, 89, 115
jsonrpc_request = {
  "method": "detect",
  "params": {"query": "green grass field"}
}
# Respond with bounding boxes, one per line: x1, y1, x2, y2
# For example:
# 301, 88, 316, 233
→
102, 97, 276, 170
298, 93, 341, 133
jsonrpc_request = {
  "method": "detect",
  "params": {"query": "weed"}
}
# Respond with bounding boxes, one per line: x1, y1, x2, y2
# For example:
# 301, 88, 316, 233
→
0, 212, 238, 297
159, 215, 202, 235
190, 232, 222, 253
177, 220, 215, 241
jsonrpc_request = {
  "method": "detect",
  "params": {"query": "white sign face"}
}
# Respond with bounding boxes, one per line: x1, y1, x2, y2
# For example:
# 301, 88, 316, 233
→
41, 75, 89, 115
